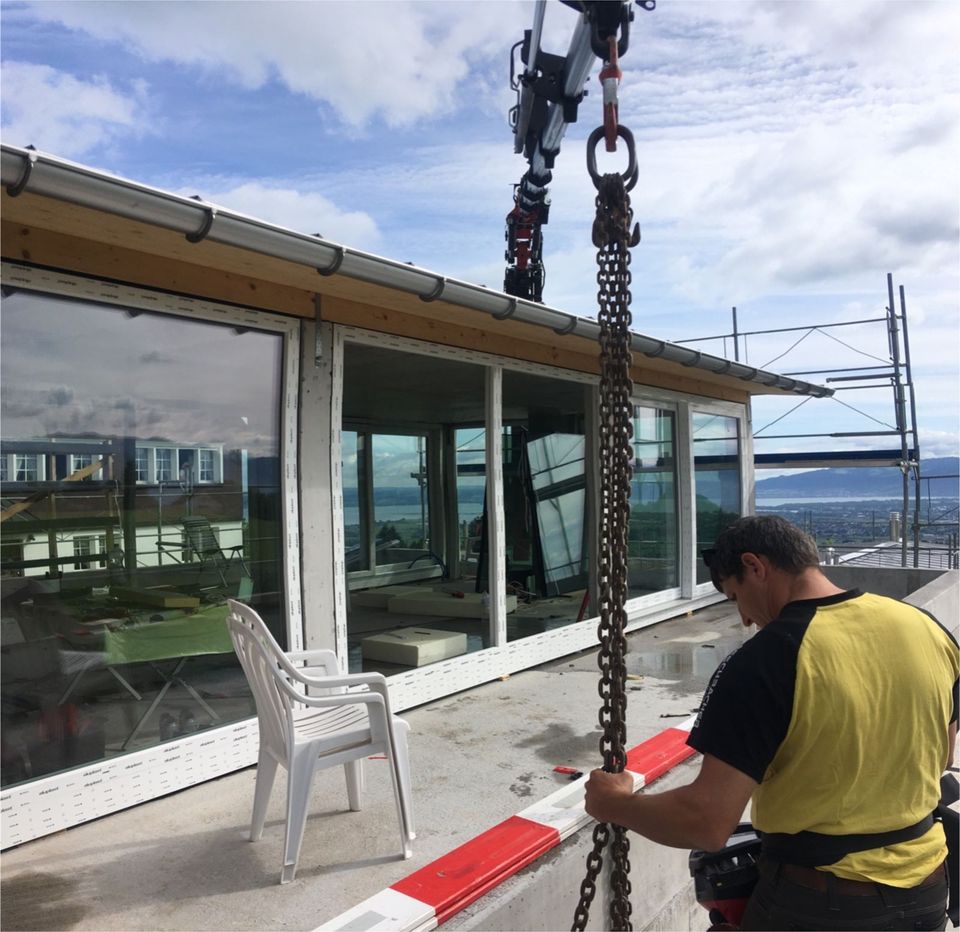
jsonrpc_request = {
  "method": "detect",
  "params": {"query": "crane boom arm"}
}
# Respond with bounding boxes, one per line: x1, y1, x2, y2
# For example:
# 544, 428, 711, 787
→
504, 1, 649, 302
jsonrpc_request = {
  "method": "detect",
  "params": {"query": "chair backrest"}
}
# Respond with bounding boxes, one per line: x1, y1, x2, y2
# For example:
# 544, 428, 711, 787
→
226, 599, 296, 763
182, 516, 222, 561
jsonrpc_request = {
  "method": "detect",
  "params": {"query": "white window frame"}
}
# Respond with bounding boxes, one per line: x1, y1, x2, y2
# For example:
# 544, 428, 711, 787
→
154, 447, 175, 482
13, 453, 44, 482
69, 453, 94, 477
197, 448, 220, 483
72, 534, 97, 570
134, 446, 150, 483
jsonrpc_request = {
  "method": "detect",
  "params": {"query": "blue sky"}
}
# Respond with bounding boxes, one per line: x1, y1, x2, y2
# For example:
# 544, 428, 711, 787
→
2, 0, 958, 465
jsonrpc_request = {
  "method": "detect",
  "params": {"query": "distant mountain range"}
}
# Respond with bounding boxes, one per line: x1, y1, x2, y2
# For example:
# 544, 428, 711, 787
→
756, 457, 959, 499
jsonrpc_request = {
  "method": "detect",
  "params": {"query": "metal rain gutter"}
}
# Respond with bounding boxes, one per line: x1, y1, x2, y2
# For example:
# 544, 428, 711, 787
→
1, 145, 831, 398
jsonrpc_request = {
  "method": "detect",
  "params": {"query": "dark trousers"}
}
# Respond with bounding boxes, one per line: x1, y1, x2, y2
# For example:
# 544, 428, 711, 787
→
741, 858, 949, 931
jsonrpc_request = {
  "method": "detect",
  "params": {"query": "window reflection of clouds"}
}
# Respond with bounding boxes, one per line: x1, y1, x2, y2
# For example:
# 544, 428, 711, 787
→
0, 291, 282, 456
692, 412, 739, 457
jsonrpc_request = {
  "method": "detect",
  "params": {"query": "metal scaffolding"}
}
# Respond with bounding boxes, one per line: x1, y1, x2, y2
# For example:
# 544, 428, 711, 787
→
676, 273, 957, 568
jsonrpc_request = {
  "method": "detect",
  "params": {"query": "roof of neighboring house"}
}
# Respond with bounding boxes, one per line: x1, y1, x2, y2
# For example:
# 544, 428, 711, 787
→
0, 144, 832, 403
836, 541, 957, 570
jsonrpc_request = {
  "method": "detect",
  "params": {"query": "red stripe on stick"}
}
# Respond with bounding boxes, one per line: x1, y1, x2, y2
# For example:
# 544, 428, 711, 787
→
392, 815, 560, 924
625, 727, 697, 782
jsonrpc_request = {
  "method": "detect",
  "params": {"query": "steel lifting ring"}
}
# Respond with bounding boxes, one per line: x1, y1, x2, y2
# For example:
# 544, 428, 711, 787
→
586, 125, 638, 192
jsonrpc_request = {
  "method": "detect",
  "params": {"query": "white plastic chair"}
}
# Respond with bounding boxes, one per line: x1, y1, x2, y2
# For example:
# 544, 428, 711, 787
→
225, 599, 414, 883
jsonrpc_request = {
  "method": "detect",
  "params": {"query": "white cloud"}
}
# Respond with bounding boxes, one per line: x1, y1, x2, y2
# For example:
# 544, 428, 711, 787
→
917, 429, 960, 459
0, 61, 149, 156
2, 0, 957, 448
171, 180, 382, 251
20, 0, 527, 129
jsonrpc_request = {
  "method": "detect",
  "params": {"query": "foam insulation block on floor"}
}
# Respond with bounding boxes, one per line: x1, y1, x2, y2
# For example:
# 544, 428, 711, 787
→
350, 586, 434, 609
361, 627, 468, 666
387, 591, 518, 617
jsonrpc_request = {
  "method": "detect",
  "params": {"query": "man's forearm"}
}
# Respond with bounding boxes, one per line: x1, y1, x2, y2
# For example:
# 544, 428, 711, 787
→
594, 783, 737, 852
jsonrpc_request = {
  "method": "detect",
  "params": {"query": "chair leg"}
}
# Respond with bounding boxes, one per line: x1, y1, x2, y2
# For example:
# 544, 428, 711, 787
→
389, 720, 415, 856
344, 759, 364, 812
250, 747, 278, 842
281, 751, 318, 884
393, 719, 415, 840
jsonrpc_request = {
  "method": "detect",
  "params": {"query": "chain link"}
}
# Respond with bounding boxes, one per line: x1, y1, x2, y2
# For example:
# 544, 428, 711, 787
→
572, 170, 636, 932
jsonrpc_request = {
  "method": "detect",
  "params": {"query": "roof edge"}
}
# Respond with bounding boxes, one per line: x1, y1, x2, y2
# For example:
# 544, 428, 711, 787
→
1, 145, 832, 399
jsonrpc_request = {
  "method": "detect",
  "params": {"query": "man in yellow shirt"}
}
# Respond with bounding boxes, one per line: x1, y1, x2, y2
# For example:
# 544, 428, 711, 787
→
585, 515, 957, 931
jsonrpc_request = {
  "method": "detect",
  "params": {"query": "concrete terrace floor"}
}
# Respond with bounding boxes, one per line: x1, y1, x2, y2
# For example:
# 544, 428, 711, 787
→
0, 603, 745, 932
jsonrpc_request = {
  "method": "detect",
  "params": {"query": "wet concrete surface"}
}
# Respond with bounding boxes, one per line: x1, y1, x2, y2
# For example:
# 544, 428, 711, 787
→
0, 602, 745, 932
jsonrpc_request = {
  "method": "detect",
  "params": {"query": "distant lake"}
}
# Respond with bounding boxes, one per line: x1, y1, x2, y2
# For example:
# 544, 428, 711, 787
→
757, 495, 958, 506
343, 501, 484, 527
344, 495, 958, 523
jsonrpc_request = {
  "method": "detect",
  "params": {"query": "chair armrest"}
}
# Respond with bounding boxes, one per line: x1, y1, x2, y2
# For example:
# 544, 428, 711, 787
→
277, 677, 386, 711
286, 648, 340, 675
289, 667, 394, 710
269, 646, 394, 708
295, 669, 387, 692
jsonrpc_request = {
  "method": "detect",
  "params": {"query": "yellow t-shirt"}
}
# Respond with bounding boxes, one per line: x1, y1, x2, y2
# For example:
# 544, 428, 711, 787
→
689, 589, 958, 886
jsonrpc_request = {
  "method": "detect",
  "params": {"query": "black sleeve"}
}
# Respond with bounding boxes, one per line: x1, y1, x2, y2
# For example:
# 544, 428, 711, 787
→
687, 625, 801, 783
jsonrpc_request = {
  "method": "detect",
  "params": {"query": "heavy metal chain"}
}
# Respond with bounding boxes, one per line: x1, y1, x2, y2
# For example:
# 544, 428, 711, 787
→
572, 133, 638, 932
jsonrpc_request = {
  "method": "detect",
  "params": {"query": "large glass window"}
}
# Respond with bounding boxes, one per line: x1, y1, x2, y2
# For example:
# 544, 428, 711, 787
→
0, 287, 286, 789
693, 411, 742, 583
629, 406, 679, 597
341, 341, 488, 674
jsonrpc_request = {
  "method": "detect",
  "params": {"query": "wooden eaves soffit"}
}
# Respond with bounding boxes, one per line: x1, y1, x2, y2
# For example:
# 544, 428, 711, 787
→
3, 185, 802, 405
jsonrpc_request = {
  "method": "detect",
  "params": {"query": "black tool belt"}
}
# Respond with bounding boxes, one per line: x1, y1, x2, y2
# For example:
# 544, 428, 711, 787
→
759, 813, 936, 868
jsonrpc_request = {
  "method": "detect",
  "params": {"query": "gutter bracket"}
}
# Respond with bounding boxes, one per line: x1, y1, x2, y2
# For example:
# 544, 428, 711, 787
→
419, 278, 446, 302
6, 150, 36, 198
492, 297, 519, 321
185, 206, 216, 244
553, 315, 577, 335
318, 246, 345, 277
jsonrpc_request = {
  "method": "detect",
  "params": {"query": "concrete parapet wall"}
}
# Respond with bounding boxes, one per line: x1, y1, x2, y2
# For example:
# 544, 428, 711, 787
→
903, 568, 960, 623
444, 757, 703, 932
824, 565, 942, 600
824, 566, 959, 623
